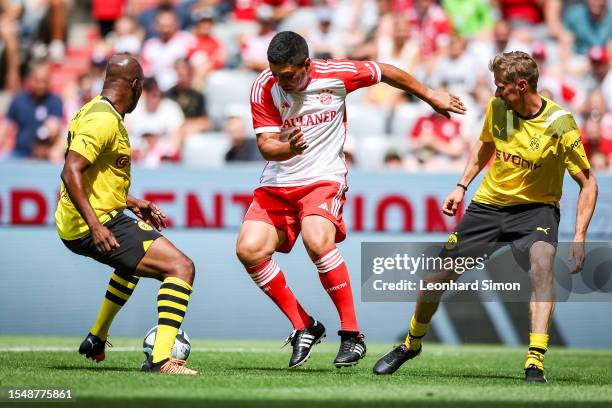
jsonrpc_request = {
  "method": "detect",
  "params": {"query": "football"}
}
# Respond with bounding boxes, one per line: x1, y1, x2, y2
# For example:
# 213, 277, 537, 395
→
142, 326, 191, 361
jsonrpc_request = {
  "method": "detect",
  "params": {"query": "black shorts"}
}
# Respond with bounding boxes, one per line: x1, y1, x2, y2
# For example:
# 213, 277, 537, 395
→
443, 201, 560, 265
62, 212, 162, 272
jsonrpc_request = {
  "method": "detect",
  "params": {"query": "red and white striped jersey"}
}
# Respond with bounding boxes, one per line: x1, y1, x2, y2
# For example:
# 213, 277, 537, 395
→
250, 59, 381, 187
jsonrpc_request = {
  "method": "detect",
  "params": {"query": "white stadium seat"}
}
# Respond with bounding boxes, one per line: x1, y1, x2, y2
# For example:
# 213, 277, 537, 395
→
344, 104, 388, 137
182, 132, 231, 167
204, 70, 258, 128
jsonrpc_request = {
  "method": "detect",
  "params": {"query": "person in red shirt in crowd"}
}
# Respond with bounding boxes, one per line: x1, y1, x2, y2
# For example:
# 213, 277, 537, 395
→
92, 0, 125, 37
188, 7, 226, 83
232, 0, 312, 22
409, 110, 466, 170
405, 0, 453, 57
496, 0, 543, 26
493, 0, 571, 45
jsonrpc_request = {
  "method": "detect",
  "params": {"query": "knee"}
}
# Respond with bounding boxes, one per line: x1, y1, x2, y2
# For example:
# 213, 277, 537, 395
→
236, 237, 272, 266
302, 235, 335, 260
168, 256, 195, 286
531, 257, 553, 275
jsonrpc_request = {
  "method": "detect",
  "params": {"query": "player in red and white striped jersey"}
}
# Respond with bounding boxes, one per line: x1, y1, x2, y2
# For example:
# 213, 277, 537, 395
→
236, 31, 466, 369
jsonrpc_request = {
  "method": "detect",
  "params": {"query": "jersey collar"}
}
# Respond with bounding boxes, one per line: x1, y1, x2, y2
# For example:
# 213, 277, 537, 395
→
100, 96, 124, 120
514, 97, 547, 120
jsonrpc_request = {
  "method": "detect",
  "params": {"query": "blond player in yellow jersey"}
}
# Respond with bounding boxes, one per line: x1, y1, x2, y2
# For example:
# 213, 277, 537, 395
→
373, 51, 598, 382
55, 55, 197, 375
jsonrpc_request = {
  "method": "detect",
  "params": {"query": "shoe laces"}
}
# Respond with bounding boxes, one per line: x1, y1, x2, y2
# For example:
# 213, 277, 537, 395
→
161, 358, 197, 375
387, 344, 408, 360
105, 338, 113, 348
282, 330, 298, 348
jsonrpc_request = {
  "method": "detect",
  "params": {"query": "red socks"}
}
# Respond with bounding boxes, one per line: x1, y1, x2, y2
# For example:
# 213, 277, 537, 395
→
313, 247, 359, 332
247, 258, 311, 330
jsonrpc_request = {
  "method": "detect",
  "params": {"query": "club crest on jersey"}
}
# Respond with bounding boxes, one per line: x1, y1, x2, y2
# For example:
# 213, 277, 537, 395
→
318, 89, 333, 105
137, 220, 153, 231
529, 135, 541, 151
445, 232, 459, 250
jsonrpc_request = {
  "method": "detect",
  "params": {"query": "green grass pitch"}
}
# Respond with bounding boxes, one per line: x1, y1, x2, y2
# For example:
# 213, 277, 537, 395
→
1, 336, 611, 407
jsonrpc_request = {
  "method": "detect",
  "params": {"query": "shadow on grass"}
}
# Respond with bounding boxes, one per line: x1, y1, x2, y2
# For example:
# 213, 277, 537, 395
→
399, 371, 594, 385
230, 366, 331, 374
50, 365, 136, 372
63, 398, 612, 408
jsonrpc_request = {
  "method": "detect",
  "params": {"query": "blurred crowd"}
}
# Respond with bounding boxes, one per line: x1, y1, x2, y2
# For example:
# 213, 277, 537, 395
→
0, 0, 610, 171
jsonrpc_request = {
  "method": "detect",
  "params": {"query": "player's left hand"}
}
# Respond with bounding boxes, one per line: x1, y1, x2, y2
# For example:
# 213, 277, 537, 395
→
567, 241, 585, 274
130, 200, 167, 231
428, 89, 467, 119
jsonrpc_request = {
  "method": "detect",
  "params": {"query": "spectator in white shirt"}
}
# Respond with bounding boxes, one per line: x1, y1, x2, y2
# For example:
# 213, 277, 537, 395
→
141, 9, 196, 91
126, 77, 185, 166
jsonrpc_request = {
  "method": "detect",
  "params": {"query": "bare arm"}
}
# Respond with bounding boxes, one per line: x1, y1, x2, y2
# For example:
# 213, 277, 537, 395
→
61, 151, 119, 252
0, 119, 15, 153
442, 140, 496, 216
378, 63, 466, 118
256, 128, 308, 161
566, 169, 598, 273
571, 169, 598, 241
458, 140, 496, 188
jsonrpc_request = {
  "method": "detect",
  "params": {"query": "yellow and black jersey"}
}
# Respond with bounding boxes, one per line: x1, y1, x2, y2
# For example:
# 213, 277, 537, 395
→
473, 96, 590, 207
55, 95, 132, 240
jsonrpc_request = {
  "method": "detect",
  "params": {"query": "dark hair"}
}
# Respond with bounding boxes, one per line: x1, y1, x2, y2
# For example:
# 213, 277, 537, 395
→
143, 77, 159, 92
267, 31, 309, 66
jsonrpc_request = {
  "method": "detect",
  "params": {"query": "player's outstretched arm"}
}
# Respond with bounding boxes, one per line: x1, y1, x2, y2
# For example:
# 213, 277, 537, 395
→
442, 140, 495, 216
257, 128, 308, 161
378, 63, 467, 118
567, 169, 598, 273
61, 151, 119, 253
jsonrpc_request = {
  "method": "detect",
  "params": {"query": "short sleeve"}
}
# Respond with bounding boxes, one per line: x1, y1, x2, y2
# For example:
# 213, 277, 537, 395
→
479, 99, 494, 142
563, 129, 591, 175
5, 97, 19, 123
68, 113, 116, 164
337, 60, 381, 93
250, 75, 282, 134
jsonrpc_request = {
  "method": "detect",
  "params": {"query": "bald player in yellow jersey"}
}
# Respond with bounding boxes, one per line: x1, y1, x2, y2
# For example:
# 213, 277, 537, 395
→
55, 54, 198, 375
373, 51, 598, 382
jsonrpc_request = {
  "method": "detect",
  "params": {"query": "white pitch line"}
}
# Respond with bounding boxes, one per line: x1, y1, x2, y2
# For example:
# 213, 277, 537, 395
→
0, 346, 281, 353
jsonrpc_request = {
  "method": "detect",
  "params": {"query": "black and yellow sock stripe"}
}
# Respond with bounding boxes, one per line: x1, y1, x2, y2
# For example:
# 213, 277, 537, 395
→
157, 280, 191, 328
404, 315, 430, 350
105, 271, 139, 306
152, 277, 193, 362
91, 271, 139, 341
525, 333, 549, 370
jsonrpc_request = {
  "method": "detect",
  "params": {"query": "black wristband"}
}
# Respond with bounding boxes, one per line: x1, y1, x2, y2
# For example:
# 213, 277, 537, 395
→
456, 183, 468, 191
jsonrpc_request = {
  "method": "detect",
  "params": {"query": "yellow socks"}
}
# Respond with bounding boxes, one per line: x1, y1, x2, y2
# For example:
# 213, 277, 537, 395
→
90, 271, 139, 341
403, 315, 430, 351
525, 332, 549, 370
152, 277, 192, 363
